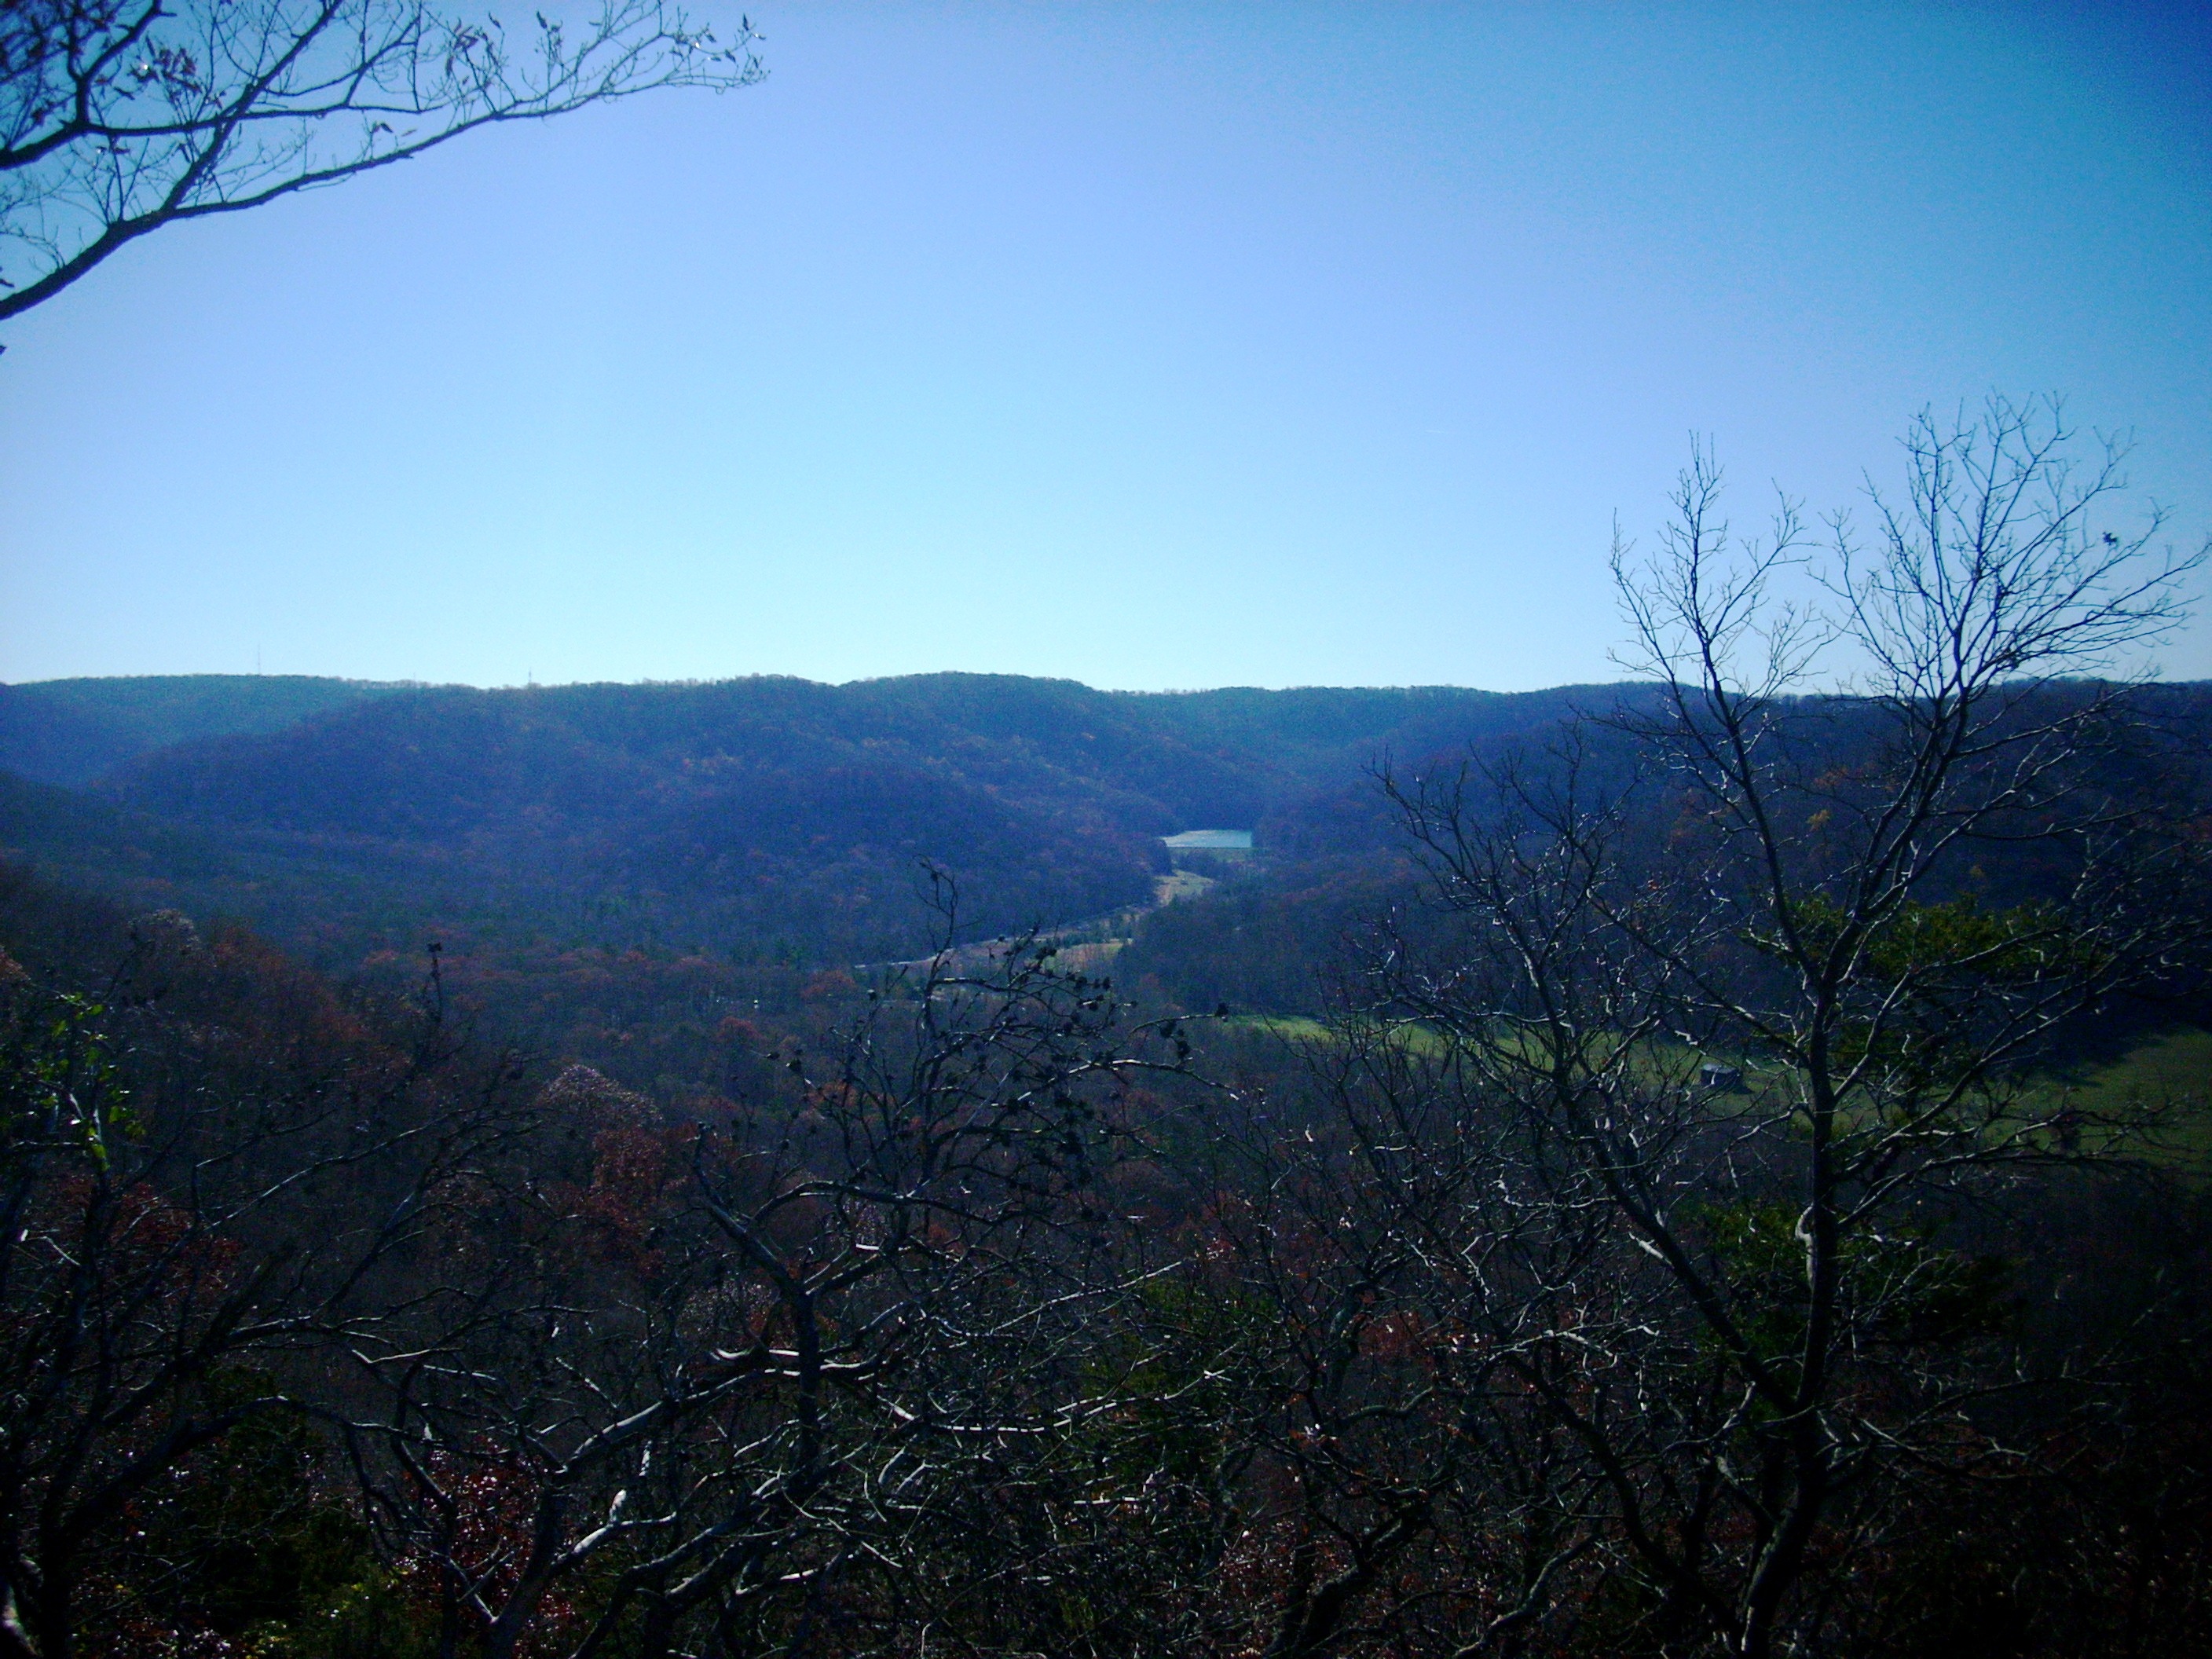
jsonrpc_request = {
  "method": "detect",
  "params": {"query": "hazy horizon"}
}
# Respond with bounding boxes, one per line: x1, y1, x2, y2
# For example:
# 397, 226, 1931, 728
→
13, 665, 2212, 702
2, 667, 1621, 694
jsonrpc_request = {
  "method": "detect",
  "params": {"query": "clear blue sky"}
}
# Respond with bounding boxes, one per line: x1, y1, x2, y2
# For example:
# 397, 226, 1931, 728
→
3, 2, 2207, 690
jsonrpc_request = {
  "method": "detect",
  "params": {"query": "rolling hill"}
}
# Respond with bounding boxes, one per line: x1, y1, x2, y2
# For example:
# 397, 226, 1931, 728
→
9, 672, 2202, 1012
0, 672, 1617, 969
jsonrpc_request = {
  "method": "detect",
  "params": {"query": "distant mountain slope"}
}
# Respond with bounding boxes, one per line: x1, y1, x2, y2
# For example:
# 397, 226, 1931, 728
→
36, 671, 2192, 986
1122, 679, 2212, 1016
0, 674, 413, 785
1124, 683, 1620, 788
109, 674, 1278, 838
0, 768, 233, 891
38, 672, 1646, 969
68, 676, 1221, 965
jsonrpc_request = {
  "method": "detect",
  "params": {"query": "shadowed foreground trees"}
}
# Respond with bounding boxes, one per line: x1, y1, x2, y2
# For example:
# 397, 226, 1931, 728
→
0, 887, 533, 1659
0, 871, 1229, 1657
1332, 399, 2211, 1656
333, 910, 1218, 1659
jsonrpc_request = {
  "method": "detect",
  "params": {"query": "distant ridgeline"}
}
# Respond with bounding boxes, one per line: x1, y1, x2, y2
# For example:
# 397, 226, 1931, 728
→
1, 672, 2206, 1014
0, 674, 416, 786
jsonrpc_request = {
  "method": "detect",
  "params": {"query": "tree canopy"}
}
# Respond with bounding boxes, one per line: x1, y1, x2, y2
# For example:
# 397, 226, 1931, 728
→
0, 0, 762, 322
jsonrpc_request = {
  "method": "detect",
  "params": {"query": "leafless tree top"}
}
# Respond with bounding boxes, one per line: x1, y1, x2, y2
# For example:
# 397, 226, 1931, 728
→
0, 0, 764, 321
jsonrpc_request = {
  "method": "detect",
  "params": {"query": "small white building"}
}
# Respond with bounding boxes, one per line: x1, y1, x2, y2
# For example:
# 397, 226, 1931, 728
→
1163, 829, 1254, 851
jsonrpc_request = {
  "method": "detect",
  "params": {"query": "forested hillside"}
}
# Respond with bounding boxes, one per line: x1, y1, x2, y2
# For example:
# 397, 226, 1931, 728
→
1127, 680, 2212, 1019
6, 672, 2211, 1016
0, 673, 408, 784
0, 672, 1632, 973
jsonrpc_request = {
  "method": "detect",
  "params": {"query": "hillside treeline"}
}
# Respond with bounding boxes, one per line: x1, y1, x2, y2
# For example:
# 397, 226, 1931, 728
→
1123, 681, 2212, 1034
0, 673, 1617, 974
9, 672, 2208, 1037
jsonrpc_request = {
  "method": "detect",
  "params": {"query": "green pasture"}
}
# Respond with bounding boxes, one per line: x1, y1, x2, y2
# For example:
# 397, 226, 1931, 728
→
1216, 1014, 2212, 1170
2040, 1027, 2212, 1169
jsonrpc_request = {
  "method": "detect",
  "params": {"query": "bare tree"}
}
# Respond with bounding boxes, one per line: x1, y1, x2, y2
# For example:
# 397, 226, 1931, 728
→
1167, 1028, 1610, 1659
0, 0, 763, 322
340, 901, 1207, 1658
0, 916, 530, 1659
1361, 398, 2209, 1657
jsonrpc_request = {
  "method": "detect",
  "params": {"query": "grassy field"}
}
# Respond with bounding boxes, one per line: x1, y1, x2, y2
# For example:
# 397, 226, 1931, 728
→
2048, 1027, 2212, 1168
1217, 1016, 2212, 1170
